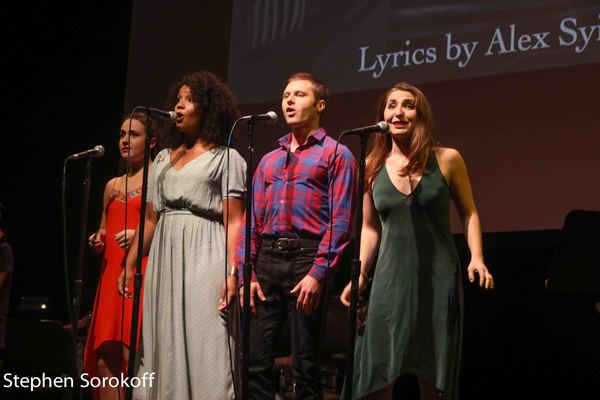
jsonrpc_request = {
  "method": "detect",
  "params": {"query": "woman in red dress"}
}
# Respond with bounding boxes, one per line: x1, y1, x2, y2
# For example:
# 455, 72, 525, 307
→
84, 112, 158, 400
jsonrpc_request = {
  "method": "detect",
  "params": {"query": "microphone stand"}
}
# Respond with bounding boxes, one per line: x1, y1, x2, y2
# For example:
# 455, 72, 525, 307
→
241, 120, 255, 400
343, 132, 368, 400
126, 111, 153, 400
69, 157, 93, 399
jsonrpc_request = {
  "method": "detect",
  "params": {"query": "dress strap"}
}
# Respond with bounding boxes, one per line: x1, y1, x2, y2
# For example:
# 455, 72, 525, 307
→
110, 177, 119, 192
427, 150, 439, 172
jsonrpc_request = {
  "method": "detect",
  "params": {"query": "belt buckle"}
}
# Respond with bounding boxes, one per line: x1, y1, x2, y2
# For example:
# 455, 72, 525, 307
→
275, 238, 292, 250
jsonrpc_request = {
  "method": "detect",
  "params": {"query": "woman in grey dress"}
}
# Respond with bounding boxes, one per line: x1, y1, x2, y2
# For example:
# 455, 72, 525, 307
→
119, 71, 246, 399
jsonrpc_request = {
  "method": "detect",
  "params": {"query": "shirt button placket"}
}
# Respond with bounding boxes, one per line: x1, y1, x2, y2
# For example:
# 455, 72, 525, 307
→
280, 160, 288, 231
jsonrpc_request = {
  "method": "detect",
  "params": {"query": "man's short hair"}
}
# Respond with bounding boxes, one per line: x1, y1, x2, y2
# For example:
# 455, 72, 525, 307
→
287, 72, 329, 104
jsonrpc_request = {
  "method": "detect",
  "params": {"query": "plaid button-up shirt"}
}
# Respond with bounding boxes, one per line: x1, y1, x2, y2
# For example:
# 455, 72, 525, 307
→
237, 128, 357, 282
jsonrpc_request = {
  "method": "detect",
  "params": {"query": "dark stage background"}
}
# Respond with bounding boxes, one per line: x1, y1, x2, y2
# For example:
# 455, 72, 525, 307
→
1, 1, 598, 399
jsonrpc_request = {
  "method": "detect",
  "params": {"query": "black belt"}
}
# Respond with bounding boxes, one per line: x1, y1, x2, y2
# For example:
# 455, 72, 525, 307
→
264, 237, 320, 251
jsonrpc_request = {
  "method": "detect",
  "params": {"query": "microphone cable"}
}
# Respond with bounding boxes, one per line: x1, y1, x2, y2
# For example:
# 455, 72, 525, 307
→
223, 117, 243, 400
62, 159, 75, 344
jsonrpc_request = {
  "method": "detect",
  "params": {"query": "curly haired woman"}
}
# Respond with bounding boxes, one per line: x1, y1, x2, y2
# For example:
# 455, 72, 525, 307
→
119, 71, 246, 399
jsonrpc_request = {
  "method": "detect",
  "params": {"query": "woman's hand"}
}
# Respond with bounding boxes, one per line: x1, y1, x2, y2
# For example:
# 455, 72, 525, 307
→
340, 273, 367, 307
114, 229, 135, 250
340, 274, 369, 331
239, 281, 267, 316
467, 260, 494, 289
219, 275, 238, 311
88, 230, 106, 254
117, 266, 134, 298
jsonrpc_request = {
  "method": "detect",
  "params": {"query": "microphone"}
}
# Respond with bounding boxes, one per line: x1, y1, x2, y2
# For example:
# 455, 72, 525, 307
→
67, 145, 105, 160
136, 107, 177, 122
238, 111, 278, 125
341, 121, 389, 136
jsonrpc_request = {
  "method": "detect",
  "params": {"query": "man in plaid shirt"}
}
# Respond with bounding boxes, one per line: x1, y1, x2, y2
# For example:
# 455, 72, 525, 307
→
236, 72, 357, 399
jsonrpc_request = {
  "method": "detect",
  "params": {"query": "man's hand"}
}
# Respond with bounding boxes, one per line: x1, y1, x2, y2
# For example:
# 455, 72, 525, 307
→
239, 281, 266, 316
291, 275, 324, 315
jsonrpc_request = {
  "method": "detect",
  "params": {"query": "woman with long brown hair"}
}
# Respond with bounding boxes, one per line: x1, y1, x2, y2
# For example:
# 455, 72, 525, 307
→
341, 82, 494, 399
85, 112, 158, 400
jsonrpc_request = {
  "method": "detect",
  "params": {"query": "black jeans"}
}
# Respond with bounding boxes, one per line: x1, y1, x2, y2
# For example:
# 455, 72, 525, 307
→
248, 243, 325, 400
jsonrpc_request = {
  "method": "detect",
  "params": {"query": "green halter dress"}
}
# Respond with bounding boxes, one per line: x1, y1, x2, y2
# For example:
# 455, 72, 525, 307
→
352, 152, 463, 400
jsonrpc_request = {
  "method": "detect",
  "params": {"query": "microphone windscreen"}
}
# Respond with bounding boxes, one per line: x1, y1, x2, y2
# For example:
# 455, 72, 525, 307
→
377, 121, 389, 133
266, 111, 278, 125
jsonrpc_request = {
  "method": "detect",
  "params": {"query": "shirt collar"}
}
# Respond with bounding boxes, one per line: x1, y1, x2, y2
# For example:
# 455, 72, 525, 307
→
277, 127, 326, 151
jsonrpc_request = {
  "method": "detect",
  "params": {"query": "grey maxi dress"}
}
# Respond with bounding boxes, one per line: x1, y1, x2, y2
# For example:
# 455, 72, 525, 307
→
134, 147, 246, 400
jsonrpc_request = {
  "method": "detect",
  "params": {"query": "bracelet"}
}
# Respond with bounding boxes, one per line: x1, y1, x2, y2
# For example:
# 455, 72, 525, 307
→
229, 265, 239, 276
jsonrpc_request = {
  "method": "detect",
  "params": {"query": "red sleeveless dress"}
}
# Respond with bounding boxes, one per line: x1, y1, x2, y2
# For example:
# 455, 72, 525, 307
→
83, 184, 147, 380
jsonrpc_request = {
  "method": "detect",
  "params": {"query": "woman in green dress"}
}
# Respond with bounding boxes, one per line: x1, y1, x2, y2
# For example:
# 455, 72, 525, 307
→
341, 82, 494, 399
